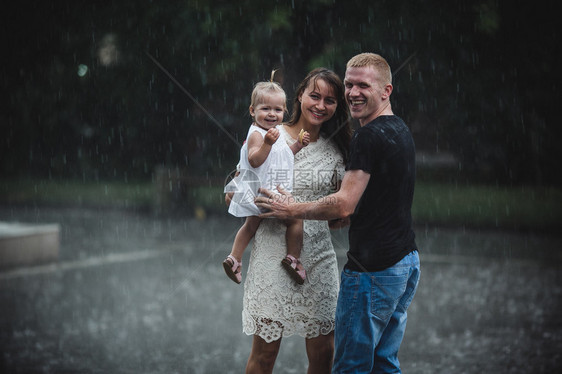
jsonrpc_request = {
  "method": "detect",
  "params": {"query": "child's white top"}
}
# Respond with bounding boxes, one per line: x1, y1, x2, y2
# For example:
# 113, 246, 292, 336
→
224, 124, 294, 217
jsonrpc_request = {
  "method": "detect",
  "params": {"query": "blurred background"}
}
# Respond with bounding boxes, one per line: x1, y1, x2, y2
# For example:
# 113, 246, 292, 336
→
1, 1, 562, 373
1, 0, 560, 227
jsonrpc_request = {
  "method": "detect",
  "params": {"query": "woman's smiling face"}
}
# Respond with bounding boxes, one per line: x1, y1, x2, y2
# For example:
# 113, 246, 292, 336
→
298, 78, 338, 127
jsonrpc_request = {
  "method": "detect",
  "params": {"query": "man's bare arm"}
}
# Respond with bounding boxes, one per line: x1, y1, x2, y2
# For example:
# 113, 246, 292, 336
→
256, 169, 371, 221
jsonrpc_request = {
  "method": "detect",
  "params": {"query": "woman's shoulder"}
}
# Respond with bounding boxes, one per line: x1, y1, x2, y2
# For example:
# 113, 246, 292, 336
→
321, 137, 345, 166
318, 133, 341, 153
279, 123, 294, 135
279, 124, 297, 144
296, 136, 343, 165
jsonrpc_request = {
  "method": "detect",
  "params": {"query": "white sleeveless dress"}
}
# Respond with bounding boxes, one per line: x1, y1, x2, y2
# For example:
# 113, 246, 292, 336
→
242, 125, 345, 342
225, 124, 294, 217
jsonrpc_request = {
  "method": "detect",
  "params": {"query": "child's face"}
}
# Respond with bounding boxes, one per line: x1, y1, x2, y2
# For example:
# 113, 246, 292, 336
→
250, 92, 286, 130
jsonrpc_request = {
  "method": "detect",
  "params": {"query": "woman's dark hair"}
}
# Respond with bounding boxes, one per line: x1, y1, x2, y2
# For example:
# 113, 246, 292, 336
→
288, 68, 352, 163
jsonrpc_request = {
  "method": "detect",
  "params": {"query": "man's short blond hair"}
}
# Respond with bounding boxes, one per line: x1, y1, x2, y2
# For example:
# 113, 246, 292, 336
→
347, 53, 392, 86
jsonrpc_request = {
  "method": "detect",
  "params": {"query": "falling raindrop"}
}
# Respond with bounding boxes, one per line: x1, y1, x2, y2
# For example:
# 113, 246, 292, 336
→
77, 64, 88, 77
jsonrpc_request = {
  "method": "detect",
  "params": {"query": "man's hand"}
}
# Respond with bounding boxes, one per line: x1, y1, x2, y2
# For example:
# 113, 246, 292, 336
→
255, 186, 294, 219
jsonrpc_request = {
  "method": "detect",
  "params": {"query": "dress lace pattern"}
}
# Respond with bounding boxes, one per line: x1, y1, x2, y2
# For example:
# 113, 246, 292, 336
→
242, 127, 345, 342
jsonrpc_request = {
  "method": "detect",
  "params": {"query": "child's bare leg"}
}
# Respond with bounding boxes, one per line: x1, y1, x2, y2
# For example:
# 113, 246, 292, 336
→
281, 218, 306, 285
284, 218, 303, 259
230, 216, 262, 262
224, 216, 262, 284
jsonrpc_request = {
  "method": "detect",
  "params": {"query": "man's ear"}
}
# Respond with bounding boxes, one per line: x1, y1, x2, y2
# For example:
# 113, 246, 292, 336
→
382, 84, 393, 99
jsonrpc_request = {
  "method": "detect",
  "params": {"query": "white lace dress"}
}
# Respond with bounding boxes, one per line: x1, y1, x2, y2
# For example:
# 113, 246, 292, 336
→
242, 125, 345, 342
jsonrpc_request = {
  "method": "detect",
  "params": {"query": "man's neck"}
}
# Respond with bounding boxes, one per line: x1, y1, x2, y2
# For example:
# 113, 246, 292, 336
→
359, 103, 393, 127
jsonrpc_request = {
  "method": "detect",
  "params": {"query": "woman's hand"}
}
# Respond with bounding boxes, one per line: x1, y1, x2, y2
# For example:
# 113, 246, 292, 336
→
225, 191, 234, 207
225, 170, 239, 207
329, 216, 350, 229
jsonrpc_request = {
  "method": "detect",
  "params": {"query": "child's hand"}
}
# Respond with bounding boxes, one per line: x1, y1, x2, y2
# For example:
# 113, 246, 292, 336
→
264, 128, 280, 145
301, 131, 310, 146
298, 129, 310, 146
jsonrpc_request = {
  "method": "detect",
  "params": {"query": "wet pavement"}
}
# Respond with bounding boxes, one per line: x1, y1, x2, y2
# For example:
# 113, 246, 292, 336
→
1, 206, 561, 373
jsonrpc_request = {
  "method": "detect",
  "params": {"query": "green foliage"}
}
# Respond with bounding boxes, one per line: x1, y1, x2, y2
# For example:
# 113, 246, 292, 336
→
1, 178, 559, 232
0, 178, 154, 208
2, 0, 561, 186
413, 182, 562, 231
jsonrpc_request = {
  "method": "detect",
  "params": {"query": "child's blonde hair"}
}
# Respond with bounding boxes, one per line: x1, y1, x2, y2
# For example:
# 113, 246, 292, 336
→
250, 70, 287, 112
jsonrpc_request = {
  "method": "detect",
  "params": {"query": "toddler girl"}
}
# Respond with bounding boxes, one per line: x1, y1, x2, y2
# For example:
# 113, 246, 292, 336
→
223, 72, 310, 285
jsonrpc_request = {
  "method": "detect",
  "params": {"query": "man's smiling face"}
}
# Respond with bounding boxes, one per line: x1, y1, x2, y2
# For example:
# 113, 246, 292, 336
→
344, 66, 388, 126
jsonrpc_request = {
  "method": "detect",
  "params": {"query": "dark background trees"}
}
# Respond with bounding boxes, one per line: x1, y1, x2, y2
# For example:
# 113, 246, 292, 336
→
2, 0, 560, 186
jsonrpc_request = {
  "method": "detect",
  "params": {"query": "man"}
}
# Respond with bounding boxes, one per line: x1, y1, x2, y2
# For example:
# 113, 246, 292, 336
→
256, 52, 420, 373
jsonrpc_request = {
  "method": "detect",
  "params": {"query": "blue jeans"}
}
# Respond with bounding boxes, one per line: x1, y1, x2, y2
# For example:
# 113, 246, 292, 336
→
332, 250, 420, 374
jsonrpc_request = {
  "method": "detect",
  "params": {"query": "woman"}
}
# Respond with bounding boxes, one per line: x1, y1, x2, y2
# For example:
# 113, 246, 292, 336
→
241, 68, 352, 373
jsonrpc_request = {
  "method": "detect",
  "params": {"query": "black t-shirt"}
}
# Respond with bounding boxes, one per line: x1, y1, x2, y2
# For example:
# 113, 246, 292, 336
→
345, 115, 417, 272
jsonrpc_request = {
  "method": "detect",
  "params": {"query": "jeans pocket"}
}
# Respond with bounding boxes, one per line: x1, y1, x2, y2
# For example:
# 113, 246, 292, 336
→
339, 268, 360, 302
397, 267, 420, 312
370, 270, 409, 321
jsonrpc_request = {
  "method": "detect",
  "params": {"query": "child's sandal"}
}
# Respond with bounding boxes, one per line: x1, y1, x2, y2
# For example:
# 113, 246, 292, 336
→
281, 254, 306, 285
223, 255, 242, 284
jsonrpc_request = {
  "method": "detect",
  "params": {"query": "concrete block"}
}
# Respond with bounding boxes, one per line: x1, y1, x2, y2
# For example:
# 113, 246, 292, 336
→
0, 222, 60, 268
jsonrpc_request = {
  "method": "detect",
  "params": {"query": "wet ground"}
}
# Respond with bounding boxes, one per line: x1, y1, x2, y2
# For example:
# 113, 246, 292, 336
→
1, 206, 561, 373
